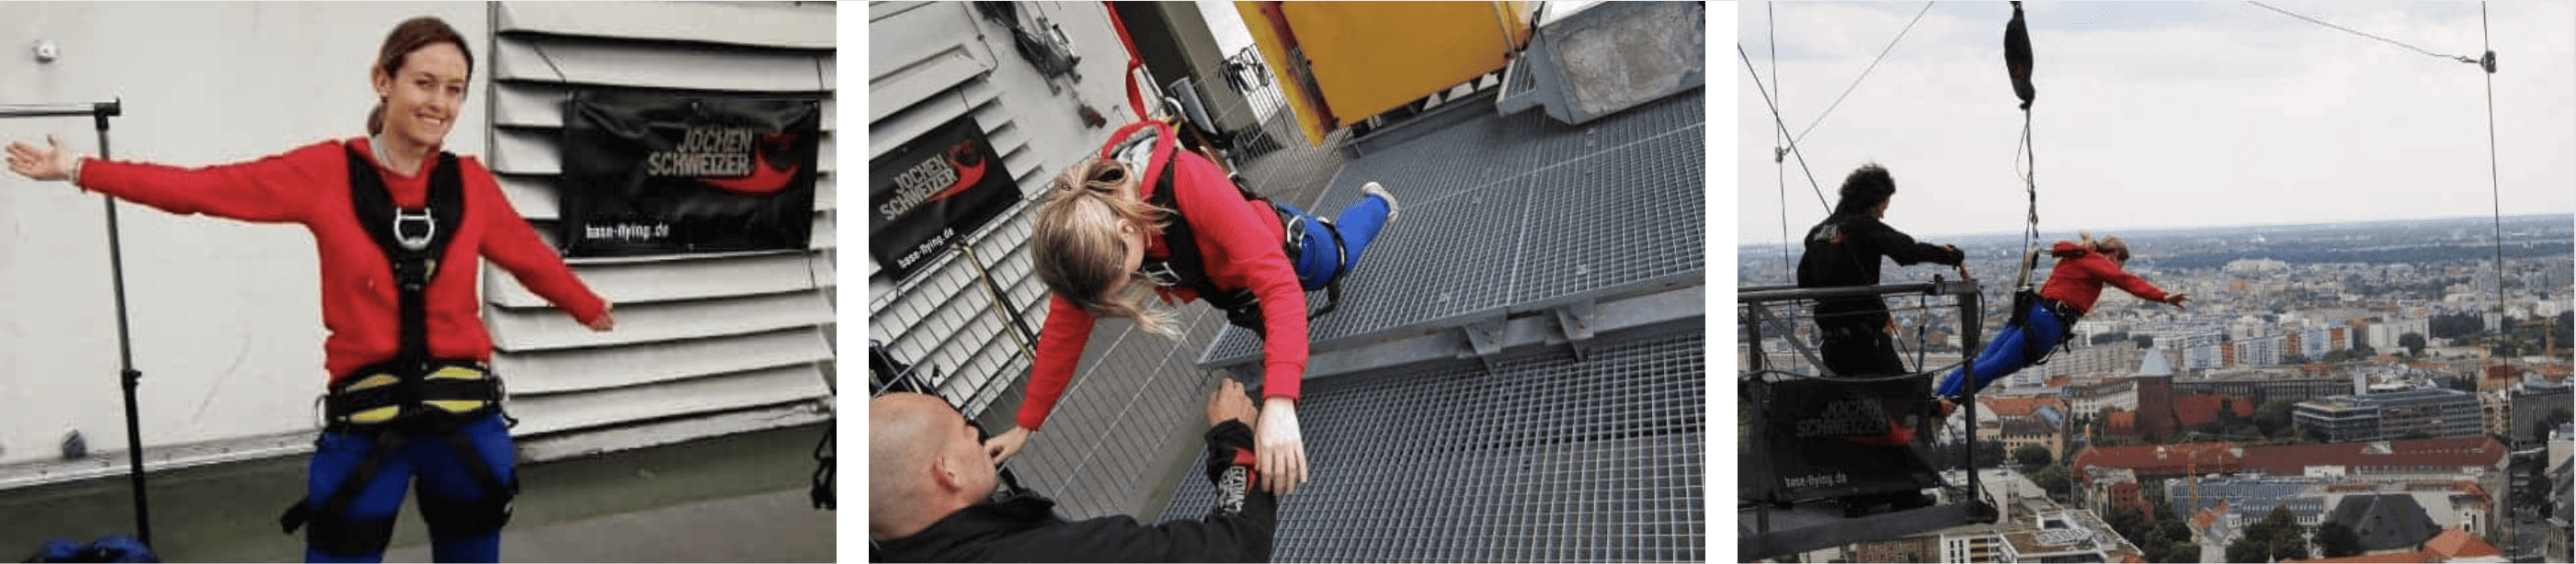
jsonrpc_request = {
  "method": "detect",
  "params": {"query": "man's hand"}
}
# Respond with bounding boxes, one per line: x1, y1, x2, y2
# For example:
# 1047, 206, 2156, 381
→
1206, 378, 1257, 427
2165, 293, 2192, 309
5, 136, 78, 182
984, 425, 1032, 463
1255, 397, 1307, 496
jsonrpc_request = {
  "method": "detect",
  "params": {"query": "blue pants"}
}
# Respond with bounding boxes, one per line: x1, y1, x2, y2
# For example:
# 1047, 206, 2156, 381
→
1275, 192, 1393, 290
303, 412, 516, 563
1935, 300, 2070, 401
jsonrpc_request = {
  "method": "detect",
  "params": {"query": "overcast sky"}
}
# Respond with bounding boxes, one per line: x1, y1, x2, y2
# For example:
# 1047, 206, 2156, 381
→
1735, 1, 2575, 244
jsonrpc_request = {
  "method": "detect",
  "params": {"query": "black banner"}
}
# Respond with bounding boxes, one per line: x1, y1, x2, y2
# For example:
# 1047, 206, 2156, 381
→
868, 116, 1020, 282
559, 91, 821, 256
1750, 378, 1942, 504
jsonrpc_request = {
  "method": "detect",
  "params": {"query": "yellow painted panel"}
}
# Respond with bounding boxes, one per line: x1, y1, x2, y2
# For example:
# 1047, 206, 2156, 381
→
1282, 2, 1533, 126
1235, 1, 1334, 146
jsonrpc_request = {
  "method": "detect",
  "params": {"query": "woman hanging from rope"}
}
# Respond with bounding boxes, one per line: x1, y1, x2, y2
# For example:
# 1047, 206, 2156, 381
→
1934, 233, 2187, 413
6, 17, 611, 562
986, 119, 1400, 496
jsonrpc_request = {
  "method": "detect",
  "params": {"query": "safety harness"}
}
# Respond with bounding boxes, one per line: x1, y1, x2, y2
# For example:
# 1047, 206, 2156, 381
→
1124, 125, 1345, 336
2006, 250, 2083, 367
278, 146, 516, 558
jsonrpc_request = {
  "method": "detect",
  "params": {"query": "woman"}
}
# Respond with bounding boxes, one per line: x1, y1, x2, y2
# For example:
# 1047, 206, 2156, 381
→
6, 17, 611, 563
986, 120, 1397, 496
1936, 233, 2187, 407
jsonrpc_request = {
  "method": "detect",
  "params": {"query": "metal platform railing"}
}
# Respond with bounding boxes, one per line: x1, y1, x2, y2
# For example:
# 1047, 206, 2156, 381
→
1737, 278, 2001, 560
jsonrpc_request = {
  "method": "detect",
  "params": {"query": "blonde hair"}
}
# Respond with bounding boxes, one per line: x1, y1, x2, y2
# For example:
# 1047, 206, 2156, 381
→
1032, 158, 1182, 338
2074, 231, 2131, 262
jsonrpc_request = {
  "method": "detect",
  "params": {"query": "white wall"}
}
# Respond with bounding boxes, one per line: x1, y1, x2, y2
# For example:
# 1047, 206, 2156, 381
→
0, 2, 838, 474
0, 2, 494, 468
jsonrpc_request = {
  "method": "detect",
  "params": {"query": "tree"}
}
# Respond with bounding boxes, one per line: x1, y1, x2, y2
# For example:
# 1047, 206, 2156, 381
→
2227, 505, 2311, 563
2157, 540, 2201, 563
2225, 537, 2270, 564
2013, 444, 2054, 469
2401, 332, 2428, 356
1976, 440, 2008, 468
2029, 465, 2071, 500
2255, 400, 2301, 438
2135, 334, 2157, 350
2316, 522, 2363, 558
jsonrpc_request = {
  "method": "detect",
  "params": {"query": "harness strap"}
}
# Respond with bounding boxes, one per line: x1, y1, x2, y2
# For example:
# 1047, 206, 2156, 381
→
284, 146, 511, 547
344, 145, 463, 371
1126, 121, 1346, 331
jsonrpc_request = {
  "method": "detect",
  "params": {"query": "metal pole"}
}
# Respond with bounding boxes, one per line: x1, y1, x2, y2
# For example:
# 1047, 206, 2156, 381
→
4, 100, 146, 545
93, 101, 153, 547
956, 241, 1040, 354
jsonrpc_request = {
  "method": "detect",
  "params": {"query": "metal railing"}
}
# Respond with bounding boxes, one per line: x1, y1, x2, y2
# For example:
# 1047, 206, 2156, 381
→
1737, 276, 2000, 559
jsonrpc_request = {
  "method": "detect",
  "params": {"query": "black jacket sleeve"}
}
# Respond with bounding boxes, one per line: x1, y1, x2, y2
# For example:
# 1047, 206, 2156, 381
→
1036, 421, 1278, 562
1858, 219, 1964, 266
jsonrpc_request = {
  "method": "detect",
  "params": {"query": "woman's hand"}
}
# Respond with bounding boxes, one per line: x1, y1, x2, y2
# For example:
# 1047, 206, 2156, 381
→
2165, 293, 2191, 309
984, 425, 1032, 463
1255, 397, 1308, 496
585, 307, 617, 332
5, 136, 78, 182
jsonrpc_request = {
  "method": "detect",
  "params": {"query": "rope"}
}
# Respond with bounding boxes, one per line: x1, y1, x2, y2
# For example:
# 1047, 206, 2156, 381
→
1738, 45, 1829, 211
1773, 2, 1795, 277
2482, 2, 2507, 367
1789, 2, 1936, 147
2249, 1, 2484, 65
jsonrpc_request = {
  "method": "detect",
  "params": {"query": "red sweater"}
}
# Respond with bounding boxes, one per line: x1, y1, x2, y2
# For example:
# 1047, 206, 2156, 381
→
2039, 240, 2172, 315
1016, 121, 1307, 431
76, 137, 609, 383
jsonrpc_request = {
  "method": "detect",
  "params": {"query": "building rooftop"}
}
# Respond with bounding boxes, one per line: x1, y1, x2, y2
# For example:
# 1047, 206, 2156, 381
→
2077, 437, 2507, 481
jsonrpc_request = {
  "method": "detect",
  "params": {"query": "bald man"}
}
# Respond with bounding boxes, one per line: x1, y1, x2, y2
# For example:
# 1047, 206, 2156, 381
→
871, 378, 1276, 562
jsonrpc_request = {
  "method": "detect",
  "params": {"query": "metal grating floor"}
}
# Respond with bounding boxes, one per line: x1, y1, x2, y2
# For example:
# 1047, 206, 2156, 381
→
1203, 89, 1705, 367
1157, 331, 1706, 562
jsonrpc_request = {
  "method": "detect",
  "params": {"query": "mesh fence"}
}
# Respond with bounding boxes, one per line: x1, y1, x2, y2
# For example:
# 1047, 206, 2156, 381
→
1158, 331, 1707, 562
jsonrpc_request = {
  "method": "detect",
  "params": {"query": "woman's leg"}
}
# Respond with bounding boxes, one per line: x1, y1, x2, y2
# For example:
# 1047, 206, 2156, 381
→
304, 431, 417, 563
1936, 302, 2071, 401
411, 413, 519, 563
1938, 322, 2027, 400
1328, 186, 1395, 270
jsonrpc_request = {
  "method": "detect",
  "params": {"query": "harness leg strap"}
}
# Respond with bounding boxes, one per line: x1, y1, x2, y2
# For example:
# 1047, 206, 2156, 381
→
283, 431, 408, 557
417, 421, 517, 536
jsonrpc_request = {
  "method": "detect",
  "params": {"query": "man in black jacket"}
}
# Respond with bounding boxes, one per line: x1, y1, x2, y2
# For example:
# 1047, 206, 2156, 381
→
1798, 163, 1967, 379
1790, 163, 1967, 516
871, 379, 1275, 562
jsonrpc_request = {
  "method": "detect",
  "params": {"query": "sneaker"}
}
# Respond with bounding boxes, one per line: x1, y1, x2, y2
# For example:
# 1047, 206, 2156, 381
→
1362, 181, 1401, 224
